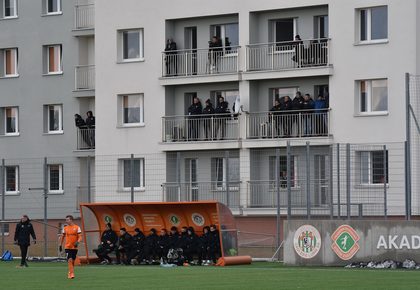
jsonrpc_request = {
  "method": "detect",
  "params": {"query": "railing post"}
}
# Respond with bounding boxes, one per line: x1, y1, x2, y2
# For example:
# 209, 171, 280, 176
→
346, 143, 351, 219
383, 145, 387, 219
87, 155, 91, 203
130, 154, 134, 203
271, 45, 274, 70
176, 152, 181, 201
1, 159, 5, 255
275, 148, 281, 251
287, 141, 292, 219
225, 151, 230, 207
337, 143, 341, 218
43, 157, 48, 258
405, 72, 412, 221
306, 142, 311, 219
329, 145, 334, 219
298, 113, 302, 137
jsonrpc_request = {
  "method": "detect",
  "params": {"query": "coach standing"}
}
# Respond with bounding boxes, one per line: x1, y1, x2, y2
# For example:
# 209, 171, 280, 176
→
14, 215, 36, 268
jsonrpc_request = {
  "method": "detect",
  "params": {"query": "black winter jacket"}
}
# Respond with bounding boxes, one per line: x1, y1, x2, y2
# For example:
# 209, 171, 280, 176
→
14, 220, 36, 246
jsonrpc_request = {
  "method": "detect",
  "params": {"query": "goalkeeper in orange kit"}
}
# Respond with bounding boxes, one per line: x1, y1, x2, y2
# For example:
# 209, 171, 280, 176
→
59, 215, 82, 279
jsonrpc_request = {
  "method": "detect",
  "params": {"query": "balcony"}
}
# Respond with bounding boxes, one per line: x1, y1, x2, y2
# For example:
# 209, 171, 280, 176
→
245, 39, 331, 78
76, 127, 95, 150
162, 114, 240, 143
75, 65, 95, 91
162, 181, 241, 208
246, 110, 330, 139
161, 47, 240, 83
74, 4, 95, 31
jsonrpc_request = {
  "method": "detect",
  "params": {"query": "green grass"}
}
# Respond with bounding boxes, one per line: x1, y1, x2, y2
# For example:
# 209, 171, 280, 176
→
1, 260, 420, 290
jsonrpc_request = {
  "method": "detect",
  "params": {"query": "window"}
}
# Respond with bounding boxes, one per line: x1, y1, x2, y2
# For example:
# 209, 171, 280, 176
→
359, 6, 388, 42
1, 48, 18, 77
359, 151, 388, 184
46, 0, 61, 14
121, 158, 145, 190
119, 29, 144, 61
3, 0, 17, 18
271, 87, 298, 107
48, 164, 63, 193
314, 15, 328, 39
270, 18, 296, 43
5, 166, 18, 193
0, 223, 9, 236
269, 156, 297, 187
45, 45, 62, 74
119, 94, 144, 126
45, 104, 63, 133
5, 107, 18, 135
358, 79, 388, 114
211, 157, 239, 189
210, 23, 239, 50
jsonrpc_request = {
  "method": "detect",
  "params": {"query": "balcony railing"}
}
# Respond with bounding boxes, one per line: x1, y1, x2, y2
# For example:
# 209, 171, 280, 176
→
162, 181, 241, 207
247, 109, 330, 139
74, 4, 95, 30
75, 65, 95, 90
246, 38, 330, 72
162, 46, 240, 77
77, 127, 95, 150
162, 114, 240, 142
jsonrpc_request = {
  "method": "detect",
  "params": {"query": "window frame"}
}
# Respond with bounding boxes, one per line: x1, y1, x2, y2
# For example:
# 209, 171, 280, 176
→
356, 79, 388, 115
48, 164, 63, 194
120, 94, 144, 127
3, 0, 17, 19
46, 0, 61, 15
119, 29, 144, 62
269, 155, 298, 188
120, 158, 145, 191
46, 45, 62, 74
4, 106, 19, 136
47, 104, 63, 134
358, 151, 389, 186
5, 165, 19, 195
314, 15, 329, 39
358, 6, 388, 44
270, 18, 297, 43
4, 48, 18, 77
212, 157, 240, 191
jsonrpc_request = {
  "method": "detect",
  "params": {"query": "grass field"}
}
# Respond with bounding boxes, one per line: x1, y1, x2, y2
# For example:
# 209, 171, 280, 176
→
1, 260, 420, 290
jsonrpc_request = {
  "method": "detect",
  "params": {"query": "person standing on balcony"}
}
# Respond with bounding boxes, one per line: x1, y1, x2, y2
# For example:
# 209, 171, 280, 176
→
74, 114, 86, 128
281, 96, 293, 137
165, 38, 177, 76
292, 35, 303, 67
202, 99, 215, 140
85, 111, 95, 148
214, 96, 229, 140
314, 94, 328, 136
292, 91, 304, 137
208, 36, 223, 73
269, 98, 282, 137
14, 215, 36, 268
187, 97, 202, 141
302, 94, 315, 136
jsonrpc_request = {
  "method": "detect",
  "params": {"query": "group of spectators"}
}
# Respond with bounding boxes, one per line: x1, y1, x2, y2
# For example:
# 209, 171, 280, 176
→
74, 111, 95, 148
94, 223, 221, 266
268, 91, 329, 137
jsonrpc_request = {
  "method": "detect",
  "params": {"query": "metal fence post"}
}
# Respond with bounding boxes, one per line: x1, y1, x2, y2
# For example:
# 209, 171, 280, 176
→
43, 157, 48, 257
225, 151, 230, 207
383, 145, 387, 219
130, 154, 134, 203
346, 144, 351, 219
306, 142, 311, 220
1, 159, 5, 255
275, 148, 280, 250
176, 152, 181, 201
87, 155, 91, 203
337, 144, 341, 218
329, 145, 334, 219
287, 141, 292, 219
405, 73, 412, 221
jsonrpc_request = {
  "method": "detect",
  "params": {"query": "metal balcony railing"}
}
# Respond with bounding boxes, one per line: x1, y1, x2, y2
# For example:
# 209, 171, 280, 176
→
247, 109, 330, 139
74, 4, 95, 30
75, 65, 95, 90
246, 38, 330, 72
162, 181, 241, 207
162, 46, 240, 77
162, 114, 240, 142
77, 127, 95, 150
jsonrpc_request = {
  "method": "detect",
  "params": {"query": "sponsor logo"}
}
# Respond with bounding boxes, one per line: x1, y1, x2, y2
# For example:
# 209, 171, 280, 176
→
104, 215, 112, 224
293, 225, 321, 259
331, 225, 360, 260
123, 214, 136, 227
169, 214, 181, 226
191, 213, 205, 226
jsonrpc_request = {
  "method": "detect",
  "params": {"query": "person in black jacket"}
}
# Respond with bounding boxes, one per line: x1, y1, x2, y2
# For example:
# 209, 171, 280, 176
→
269, 98, 282, 137
117, 228, 133, 265
94, 223, 118, 264
128, 228, 145, 264
142, 228, 159, 264
184, 227, 200, 265
214, 96, 229, 140
281, 96, 293, 137
14, 215, 36, 268
168, 226, 180, 250
202, 99, 215, 140
85, 111, 95, 148
200, 226, 211, 265
208, 36, 223, 73
187, 97, 202, 141
292, 92, 304, 137
157, 229, 170, 262
302, 94, 315, 136
164, 38, 178, 76
208, 224, 221, 263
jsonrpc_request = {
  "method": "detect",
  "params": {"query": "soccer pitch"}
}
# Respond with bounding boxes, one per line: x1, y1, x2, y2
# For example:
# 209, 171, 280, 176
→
1, 261, 420, 290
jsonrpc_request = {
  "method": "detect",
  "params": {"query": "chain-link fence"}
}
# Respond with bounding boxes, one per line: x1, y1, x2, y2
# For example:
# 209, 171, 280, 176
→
0, 140, 410, 259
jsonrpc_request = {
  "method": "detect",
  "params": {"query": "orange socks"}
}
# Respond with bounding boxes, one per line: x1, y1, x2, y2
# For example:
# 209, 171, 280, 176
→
68, 259, 75, 279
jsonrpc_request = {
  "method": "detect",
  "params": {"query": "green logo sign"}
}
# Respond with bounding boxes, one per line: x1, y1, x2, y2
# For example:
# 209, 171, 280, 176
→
337, 232, 355, 253
331, 225, 360, 260
169, 214, 180, 226
104, 215, 112, 224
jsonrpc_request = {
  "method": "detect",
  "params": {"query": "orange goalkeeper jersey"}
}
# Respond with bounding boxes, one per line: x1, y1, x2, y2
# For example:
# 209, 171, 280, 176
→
62, 224, 82, 250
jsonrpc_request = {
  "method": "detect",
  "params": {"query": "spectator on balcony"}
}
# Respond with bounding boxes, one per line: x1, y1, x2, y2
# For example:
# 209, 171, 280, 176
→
165, 38, 178, 76
269, 98, 282, 137
85, 111, 95, 148
208, 36, 223, 73
86, 111, 95, 127
225, 37, 231, 52
314, 94, 328, 136
292, 91, 304, 136
302, 94, 315, 136
281, 96, 293, 137
280, 171, 288, 188
202, 99, 215, 140
187, 97, 202, 141
214, 96, 230, 140
74, 114, 86, 128
292, 35, 303, 67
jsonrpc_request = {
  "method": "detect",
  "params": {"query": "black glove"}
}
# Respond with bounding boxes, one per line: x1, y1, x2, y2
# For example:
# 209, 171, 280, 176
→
74, 242, 79, 247
33, 240, 36, 245
59, 246, 63, 252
